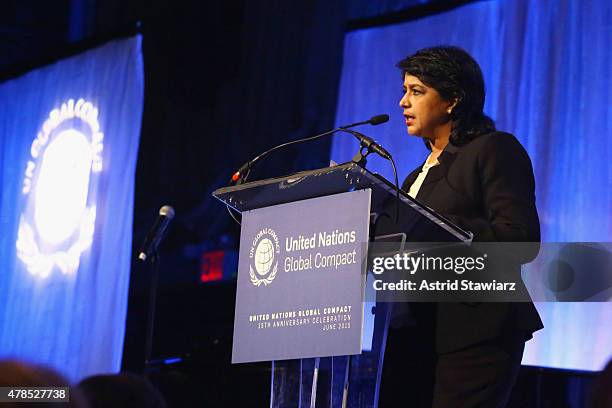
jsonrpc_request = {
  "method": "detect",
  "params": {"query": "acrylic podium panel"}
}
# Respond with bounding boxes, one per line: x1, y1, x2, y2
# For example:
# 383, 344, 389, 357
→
269, 302, 394, 408
213, 163, 472, 407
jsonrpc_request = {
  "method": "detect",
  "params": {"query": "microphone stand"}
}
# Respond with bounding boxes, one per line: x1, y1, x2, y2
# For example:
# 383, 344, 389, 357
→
144, 252, 161, 374
138, 205, 174, 373
350, 140, 371, 167
345, 130, 401, 223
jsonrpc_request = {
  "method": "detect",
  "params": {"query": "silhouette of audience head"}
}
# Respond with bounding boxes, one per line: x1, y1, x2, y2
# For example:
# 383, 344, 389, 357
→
0, 359, 86, 407
78, 372, 166, 408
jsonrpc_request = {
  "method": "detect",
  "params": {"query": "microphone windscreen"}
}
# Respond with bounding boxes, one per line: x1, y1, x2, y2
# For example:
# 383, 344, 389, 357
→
159, 205, 175, 219
369, 114, 389, 125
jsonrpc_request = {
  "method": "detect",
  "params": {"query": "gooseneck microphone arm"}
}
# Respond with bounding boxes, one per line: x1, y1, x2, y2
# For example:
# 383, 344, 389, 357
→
229, 114, 390, 186
229, 128, 338, 186
227, 113, 400, 223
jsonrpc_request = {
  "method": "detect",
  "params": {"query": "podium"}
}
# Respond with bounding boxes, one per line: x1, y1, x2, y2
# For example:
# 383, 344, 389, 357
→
213, 162, 472, 407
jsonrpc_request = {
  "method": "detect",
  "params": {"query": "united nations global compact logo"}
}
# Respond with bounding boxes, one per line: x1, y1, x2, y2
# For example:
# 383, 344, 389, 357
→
249, 228, 280, 287
16, 99, 103, 278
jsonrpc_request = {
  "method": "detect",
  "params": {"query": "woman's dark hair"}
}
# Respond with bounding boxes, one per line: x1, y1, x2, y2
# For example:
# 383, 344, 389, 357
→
397, 46, 495, 147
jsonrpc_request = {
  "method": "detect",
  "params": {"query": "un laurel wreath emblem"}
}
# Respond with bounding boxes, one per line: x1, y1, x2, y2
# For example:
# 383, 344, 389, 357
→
248, 228, 280, 287
16, 99, 103, 278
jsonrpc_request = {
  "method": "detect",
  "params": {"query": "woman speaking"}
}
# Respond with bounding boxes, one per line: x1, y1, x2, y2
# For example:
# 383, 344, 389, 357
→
378, 46, 543, 407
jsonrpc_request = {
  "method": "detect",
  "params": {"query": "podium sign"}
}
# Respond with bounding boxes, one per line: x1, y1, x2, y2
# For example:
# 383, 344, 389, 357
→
232, 190, 371, 363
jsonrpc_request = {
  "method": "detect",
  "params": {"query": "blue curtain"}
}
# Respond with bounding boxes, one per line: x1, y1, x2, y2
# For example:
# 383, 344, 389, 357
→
332, 0, 611, 371
0, 36, 143, 381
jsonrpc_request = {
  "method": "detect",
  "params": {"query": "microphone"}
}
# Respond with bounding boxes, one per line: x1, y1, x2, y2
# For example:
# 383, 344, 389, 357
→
138, 205, 175, 261
339, 114, 389, 129
339, 128, 392, 160
229, 114, 390, 185
368, 114, 390, 126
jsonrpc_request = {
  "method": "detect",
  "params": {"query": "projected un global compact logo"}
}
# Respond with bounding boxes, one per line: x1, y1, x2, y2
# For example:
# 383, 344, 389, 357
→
248, 228, 280, 286
16, 99, 103, 278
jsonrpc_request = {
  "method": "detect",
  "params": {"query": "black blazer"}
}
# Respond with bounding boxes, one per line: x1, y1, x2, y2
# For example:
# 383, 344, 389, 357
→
396, 131, 543, 353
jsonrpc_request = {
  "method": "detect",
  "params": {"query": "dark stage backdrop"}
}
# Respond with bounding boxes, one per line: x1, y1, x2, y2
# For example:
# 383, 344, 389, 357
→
332, 0, 612, 371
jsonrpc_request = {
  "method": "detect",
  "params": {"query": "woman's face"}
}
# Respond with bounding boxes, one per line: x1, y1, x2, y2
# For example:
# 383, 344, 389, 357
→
399, 74, 454, 140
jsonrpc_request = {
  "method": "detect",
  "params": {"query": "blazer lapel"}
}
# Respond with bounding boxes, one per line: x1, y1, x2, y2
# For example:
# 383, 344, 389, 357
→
401, 166, 422, 191
415, 143, 459, 201
414, 165, 444, 200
